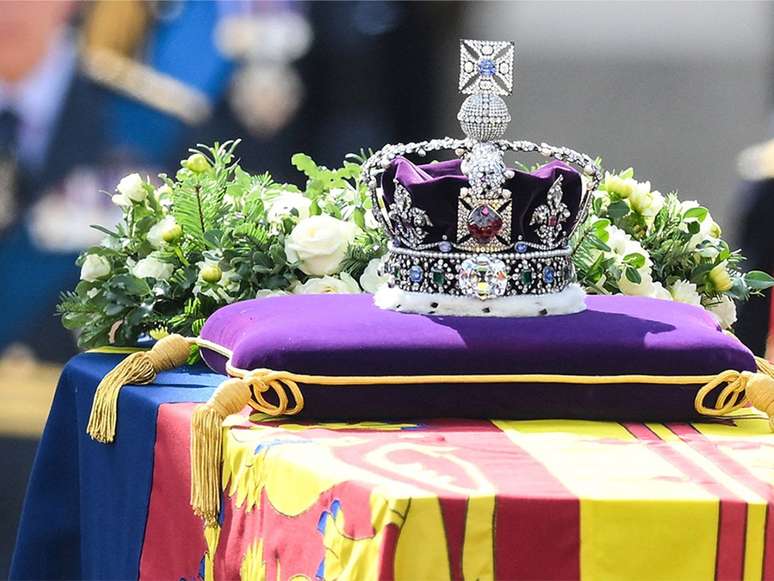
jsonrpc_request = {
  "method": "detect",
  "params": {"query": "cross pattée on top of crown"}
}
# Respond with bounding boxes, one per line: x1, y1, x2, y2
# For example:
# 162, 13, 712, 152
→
458, 39, 514, 97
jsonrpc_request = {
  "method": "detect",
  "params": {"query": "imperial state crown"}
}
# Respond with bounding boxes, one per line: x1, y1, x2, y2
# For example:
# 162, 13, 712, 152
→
363, 39, 603, 317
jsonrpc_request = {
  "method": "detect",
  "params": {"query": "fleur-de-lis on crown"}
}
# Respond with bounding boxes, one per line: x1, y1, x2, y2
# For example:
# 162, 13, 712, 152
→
529, 176, 571, 248
387, 182, 433, 247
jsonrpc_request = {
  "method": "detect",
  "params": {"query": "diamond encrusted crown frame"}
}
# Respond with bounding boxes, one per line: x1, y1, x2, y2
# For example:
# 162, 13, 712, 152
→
363, 39, 602, 308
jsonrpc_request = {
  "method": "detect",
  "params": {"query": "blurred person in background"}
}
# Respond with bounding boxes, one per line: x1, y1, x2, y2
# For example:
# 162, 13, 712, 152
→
0, 0, 456, 363
735, 139, 774, 357
0, 1, 459, 574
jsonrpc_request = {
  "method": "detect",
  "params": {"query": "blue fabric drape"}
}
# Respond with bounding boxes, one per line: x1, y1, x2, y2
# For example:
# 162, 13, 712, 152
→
11, 353, 218, 580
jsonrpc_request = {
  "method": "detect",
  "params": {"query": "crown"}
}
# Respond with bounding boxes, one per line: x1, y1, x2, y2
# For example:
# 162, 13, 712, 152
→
364, 39, 602, 317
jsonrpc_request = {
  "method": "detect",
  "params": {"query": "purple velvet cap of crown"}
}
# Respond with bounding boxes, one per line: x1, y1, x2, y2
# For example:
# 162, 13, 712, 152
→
379, 158, 583, 246
199, 293, 755, 422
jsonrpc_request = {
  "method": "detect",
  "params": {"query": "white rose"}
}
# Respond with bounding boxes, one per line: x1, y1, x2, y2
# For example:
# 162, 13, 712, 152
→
359, 258, 388, 293
629, 186, 664, 218
618, 273, 672, 301
616, 259, 669, 299
696, 241, 720, 259
605, 226, 650, 263
680, 200, 722, 248
601, 172, 639, 198
80, 254, 111, 282
101, 236, 121, 250
618, 270, 654, 296
266, 192, 312, 223
285, 215, 358, 276
292, 273, 361, 294
649, 281, 673, 301
605, 225, 655, 293
116, 173, 146, 202
669, 279, 702, 306
147, 216, 177, 249
132, 256, 173, 280
111, 193, 131, 207
705, 295, 737, 329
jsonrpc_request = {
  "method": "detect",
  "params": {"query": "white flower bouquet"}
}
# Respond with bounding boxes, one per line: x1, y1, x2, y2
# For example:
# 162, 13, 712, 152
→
574, 168, 774, 328
59, 142, 386, 349
60, 144, 773, 350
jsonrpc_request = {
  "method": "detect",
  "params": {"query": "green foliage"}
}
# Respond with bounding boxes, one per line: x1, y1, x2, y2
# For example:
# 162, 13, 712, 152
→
574, 168, 774, 321
58, 142, 385, 350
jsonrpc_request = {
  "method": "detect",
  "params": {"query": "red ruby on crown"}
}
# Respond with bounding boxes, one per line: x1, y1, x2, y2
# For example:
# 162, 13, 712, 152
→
467, 204, 503, 244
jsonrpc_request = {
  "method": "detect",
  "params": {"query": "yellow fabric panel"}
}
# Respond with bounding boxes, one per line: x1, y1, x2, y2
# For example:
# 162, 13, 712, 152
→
743, 504, 768, 581
494, 420, 718, 581
582, 498, 717, 581
503, 418, 636, 441
462, 495, 495, 581
393, 496, 451, 581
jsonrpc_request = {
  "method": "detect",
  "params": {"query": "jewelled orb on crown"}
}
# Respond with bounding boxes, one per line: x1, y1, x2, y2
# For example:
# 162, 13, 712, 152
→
363, 39, 602, 317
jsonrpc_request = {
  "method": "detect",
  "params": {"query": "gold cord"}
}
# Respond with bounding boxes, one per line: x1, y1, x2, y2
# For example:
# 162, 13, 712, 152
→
86, 334, 193, 443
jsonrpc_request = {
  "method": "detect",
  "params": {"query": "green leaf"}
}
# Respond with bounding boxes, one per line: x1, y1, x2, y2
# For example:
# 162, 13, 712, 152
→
744, 270, 774, 290
291, 153, 319, 178
592, 196, 604, 215
623, 252, 646, 269
624, 267, 641, 284
90, 224, 120, 238
588, 234, 611, 252
620, 167, 634, 180
687, 221, 700, 235
204, 229, 222, 248
111, 274, 152, 296
607, 200, 630, 220
353, 207, 366, 230
726, 277, 748, 301
683, 206, 708, 222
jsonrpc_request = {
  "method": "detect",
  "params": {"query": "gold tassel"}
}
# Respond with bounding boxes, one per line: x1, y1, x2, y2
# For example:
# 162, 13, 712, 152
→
87, 334, 192, 443
190, 378, 253, 526
752, 357, 774, 430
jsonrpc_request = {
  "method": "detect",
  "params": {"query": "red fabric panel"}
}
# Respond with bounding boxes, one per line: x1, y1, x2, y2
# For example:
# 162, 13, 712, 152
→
139, 403, 206, 580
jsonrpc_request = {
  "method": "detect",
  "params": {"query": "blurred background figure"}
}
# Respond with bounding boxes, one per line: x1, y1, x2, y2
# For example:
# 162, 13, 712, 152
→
735, 141, 774, 357
0, 1, 458, 574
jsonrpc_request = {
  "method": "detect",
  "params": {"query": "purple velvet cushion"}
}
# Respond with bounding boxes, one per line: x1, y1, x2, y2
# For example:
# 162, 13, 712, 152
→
200, 294, 755, 422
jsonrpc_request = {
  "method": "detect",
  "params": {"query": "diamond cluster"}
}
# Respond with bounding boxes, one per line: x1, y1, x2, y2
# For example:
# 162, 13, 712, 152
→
458, 93, 511, 142
384, 243, 574, 300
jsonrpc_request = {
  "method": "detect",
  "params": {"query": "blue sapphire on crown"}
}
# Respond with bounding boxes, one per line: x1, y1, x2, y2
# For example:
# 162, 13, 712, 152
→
478, 58, 496, 78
